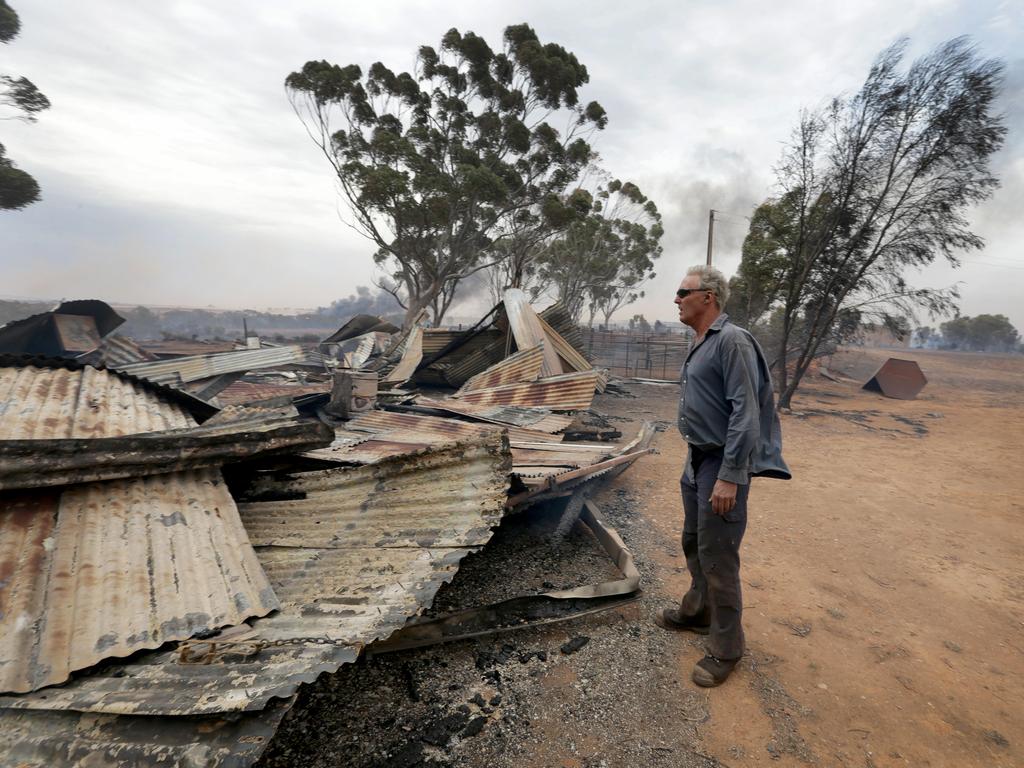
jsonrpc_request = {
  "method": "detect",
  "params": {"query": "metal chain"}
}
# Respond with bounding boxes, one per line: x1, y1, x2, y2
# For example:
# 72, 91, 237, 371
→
176, 635, 350, 664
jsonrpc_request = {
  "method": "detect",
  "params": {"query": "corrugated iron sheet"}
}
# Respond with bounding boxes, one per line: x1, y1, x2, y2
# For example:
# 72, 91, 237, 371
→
0, 435, 511, 716
320, 314, 398, 345
420, 328, 497, 355
0, 416, 333, 490
539, 302, 585, 352
458, 343, 545, 393
381, 326, 422, 385
0, 696, 293, 768
215, 379, 329, 406
82, 334, 158, 367
118, 346, 322, 385
453, 370, 600, 411
0, 363, 193, 438
142, 339, 238, 358
538, 315, 592, 373
346, 409, 564, 443
438, 334, 509, 386
415, 397, 574, 433
503, 289, 563, 377
0, 364, 278, 695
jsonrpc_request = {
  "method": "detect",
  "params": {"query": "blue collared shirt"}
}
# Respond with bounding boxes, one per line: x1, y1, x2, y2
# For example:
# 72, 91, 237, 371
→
678, 313, 791, 485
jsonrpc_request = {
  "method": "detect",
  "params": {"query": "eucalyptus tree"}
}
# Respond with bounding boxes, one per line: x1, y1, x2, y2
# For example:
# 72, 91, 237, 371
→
729, 37, 1005, 408
1, 1, 51, 211
535, 177, 662, 326
286, 24, 606, 327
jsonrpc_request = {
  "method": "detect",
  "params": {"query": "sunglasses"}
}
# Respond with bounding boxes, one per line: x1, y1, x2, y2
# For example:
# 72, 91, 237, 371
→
675, 288, 712, 299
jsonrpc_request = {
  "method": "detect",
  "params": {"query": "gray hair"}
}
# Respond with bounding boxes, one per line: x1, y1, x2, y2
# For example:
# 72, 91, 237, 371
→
686, 265, 729, 307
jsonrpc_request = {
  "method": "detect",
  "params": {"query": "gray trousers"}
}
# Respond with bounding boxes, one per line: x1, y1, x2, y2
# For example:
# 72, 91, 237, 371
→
678, 448, 749, 660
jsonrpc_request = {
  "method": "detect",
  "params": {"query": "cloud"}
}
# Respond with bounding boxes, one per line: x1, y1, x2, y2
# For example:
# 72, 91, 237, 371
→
1, 0, 1020, 331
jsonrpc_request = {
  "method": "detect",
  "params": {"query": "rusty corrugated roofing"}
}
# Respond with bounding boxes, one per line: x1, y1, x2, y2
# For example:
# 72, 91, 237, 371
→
458, 343, 545, 393
81, 334, 157, 368
347, 409, 564, 443
453, 370, 600, 411
118, 346, 322, 386
215, 379, 329, 406
0, 363, 278, 695
142, 338, 238, 357
415, 397, 574, 433
0, 696, 292, 768
0, 435, 511, 717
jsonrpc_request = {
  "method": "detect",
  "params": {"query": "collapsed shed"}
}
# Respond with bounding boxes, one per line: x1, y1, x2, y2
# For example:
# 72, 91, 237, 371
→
0, 294, 651, 768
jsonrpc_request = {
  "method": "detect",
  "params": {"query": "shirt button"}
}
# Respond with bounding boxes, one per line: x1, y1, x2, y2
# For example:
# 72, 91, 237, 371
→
685, 434, 691, 440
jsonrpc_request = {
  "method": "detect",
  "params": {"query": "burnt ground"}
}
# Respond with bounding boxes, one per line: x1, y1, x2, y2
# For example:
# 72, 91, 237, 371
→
258, 346, 1024, 768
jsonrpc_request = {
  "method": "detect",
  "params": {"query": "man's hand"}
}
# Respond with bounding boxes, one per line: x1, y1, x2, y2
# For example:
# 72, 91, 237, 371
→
710, 479, 738, 516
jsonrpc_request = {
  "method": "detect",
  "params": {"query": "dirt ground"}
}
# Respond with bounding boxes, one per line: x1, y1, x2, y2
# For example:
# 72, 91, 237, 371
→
258, 346, 1023, 768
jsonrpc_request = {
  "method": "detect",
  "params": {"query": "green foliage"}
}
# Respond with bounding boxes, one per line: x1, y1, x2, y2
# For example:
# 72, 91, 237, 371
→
535, 174, 662, 326
0, 1, 19, 44
0, 142, 39, 209
939, 314, 1019, 352
731, 37, 1005, 407
1, 75, 50, 120
0, 3, 49, 212
286, 24, 606, 326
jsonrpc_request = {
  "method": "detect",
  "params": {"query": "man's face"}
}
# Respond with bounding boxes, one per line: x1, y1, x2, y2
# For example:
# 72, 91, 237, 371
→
674, 275, 706, 328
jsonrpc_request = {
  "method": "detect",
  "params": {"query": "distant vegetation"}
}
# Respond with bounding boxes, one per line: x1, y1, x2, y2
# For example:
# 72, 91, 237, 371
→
0, 286, 403, 342
916, 315, 1020, 353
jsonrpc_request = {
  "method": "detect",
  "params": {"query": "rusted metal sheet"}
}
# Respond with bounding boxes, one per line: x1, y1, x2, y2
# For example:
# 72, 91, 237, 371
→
506, 422, 657, 509
503, 289, 563, 377
0, 301, 124, 358
538, 315, 592, 373
142, 338, 238, 358
0, 695, 293, 768
118, 346, 321, 386
307, 435, 436, 464
368, 500, 640, 654
862, 357, 927, 400
0, 435, 511, 716
0, 363, 193, 439
381, 326, 422, 385
348, 334, 376, 368
453, 370, 600, 411
346, 409, 563, 443
215, 379, 329, 406
421, 328, 501, 355
438, 334, 509, 386
415, 397, 574, 433
539, 302, 585, 352
51, 314, 102, 353
0, 417, 333, 490
0, 363, 278, 695
320, 314, 399, 344
81, 334, 158, 367
0, 469, 280, 695
458, 343, 545, 393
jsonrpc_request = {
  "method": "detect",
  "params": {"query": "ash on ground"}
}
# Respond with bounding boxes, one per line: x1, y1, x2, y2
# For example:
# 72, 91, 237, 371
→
256, 487, 720, 768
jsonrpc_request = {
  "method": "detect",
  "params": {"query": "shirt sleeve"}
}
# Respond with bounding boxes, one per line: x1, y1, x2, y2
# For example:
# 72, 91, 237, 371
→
718, 331, 760, 485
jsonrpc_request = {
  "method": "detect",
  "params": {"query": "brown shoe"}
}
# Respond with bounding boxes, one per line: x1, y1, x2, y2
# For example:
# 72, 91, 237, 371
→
692, 654, 739, 687
655, 608, 710, 635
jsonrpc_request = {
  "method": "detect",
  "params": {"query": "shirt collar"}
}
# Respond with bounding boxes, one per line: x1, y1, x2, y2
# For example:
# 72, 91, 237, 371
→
708, 312, 730, 333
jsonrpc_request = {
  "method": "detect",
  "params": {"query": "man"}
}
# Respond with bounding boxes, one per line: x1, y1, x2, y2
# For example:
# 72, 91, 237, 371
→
658, 265, 790, 687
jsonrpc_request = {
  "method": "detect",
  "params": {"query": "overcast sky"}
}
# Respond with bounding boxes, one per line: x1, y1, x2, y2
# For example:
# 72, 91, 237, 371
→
2, 0, 1021, 329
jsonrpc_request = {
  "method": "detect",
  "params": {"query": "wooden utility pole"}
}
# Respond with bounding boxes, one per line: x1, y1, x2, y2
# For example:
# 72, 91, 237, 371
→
705, 209, 716, 266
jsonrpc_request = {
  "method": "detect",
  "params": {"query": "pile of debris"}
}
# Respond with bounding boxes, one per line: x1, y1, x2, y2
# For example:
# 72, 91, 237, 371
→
0, 293, 652, 768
